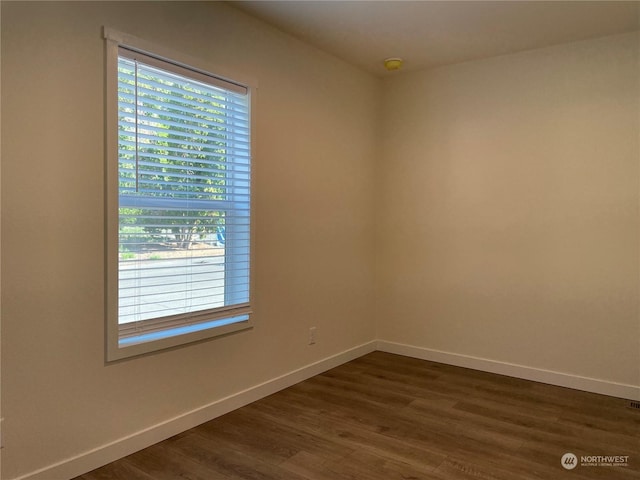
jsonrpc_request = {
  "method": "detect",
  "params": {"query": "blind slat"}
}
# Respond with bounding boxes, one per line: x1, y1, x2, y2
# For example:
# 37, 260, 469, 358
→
117, 48, 251, 333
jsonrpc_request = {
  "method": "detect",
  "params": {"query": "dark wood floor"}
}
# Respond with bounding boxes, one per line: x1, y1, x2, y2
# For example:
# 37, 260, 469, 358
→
76, 352, 640, 480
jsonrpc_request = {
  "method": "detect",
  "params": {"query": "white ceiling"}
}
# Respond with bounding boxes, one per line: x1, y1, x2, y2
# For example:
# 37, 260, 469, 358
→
230, 1, 640, 75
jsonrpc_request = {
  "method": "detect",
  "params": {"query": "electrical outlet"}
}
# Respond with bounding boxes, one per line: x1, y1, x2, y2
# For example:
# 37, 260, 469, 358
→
308, 327, 317, 345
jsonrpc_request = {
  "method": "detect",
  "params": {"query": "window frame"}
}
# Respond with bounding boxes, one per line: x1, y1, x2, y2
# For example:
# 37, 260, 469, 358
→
104, 28, 256, 361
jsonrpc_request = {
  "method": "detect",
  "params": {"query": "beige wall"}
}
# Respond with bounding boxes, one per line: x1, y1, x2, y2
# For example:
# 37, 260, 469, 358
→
1, 2, 378, 478
377, 33, 639, 387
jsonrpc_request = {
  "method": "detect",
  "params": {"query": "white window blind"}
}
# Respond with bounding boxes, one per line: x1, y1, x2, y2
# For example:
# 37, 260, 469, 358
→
112, 45, 252, 353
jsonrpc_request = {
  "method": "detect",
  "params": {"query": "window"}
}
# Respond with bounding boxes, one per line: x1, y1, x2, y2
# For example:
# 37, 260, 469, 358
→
105, 30, 253, 360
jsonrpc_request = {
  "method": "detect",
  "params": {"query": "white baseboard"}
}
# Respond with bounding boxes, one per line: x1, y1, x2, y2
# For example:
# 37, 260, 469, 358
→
17, 341, 376, 480
376, 340, 640, 401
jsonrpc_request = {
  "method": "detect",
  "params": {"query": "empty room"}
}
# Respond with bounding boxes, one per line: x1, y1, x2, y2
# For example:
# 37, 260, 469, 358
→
1, 1, 639, 479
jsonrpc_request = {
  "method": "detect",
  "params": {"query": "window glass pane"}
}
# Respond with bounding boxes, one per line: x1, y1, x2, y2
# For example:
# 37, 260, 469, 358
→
117, 53, 250, 332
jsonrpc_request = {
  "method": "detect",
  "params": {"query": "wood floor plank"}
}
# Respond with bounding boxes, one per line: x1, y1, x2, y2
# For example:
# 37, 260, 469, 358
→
324, 448, 436, 480
168, 431, 310, 480
123, 440, 229, 480
75, 352, 640, 480
192, 409, 301, 465
76, 458, 156, 480
243, 394, 448, 470
279, 451, 354, 480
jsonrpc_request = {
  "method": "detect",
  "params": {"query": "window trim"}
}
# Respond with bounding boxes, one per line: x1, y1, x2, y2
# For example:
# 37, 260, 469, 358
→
104, 28, 256, 361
